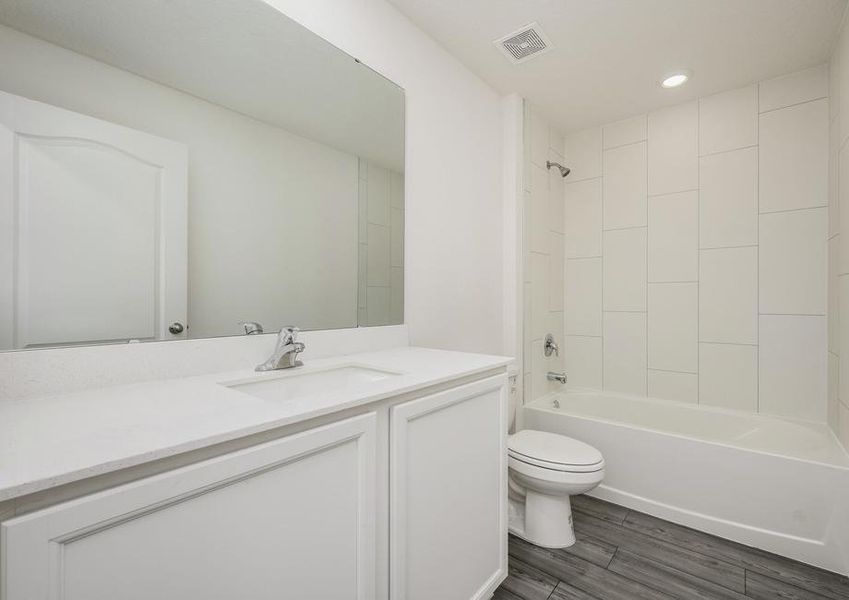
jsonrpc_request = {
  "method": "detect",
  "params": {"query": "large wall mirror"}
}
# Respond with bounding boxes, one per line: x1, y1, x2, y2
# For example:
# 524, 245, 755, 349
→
0, 0, 405, 351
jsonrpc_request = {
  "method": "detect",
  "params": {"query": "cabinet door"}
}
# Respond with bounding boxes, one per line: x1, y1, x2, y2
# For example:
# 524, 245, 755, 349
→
1, 413, 377, 600
390, 375, 507, 600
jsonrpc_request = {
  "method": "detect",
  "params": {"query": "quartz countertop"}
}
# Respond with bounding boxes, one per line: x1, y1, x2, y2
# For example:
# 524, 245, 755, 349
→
0, 347, 512, 502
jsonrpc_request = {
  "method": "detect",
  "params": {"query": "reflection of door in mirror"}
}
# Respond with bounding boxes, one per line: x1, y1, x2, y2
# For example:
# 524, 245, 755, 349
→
0, 90, 188, 350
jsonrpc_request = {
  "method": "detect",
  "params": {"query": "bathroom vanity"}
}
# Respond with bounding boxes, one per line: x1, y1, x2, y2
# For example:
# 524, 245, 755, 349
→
0, 347, 510, 599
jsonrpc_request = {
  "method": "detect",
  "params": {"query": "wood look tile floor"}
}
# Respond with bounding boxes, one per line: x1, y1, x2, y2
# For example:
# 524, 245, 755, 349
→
494, 495, 849, 600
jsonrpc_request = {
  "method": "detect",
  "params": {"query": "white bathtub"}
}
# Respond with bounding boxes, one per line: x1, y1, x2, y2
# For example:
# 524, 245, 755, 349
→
520, 389, 849, 575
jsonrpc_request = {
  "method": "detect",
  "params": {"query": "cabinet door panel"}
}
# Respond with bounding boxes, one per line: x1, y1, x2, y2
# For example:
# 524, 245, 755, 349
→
390, 376, 507, 600
1, 413, 376, 600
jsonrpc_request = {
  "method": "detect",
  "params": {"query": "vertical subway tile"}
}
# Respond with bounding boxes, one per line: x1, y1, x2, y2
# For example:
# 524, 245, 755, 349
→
648, 283, 698, 373
603, 142, 647, 229
603, 228, 647, 311
699, 246, 758, 344
699, 85, 758, 155
759, 98, 828, 213
647, 191, 698, 282
699, 343, 759, 411
603, 312, 647, 395
648, 101, 698, 195
565, 178, 603, 257
758, 208, 827, 315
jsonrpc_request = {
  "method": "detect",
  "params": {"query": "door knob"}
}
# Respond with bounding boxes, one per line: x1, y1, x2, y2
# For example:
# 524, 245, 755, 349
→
168, 322, 185, 335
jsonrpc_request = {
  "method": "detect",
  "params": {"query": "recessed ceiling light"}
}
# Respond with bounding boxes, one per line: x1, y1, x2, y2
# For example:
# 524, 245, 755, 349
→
661, 70, 690, 88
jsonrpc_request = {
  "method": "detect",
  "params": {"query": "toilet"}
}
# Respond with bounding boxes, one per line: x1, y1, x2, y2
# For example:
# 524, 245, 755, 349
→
507, 430, 605, 548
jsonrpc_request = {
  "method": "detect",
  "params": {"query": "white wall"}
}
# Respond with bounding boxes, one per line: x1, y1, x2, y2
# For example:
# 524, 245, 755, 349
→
560, 66, 830, 422
0, 24, 360, 338
829, 14, 849, 450
265, 0, 504, 355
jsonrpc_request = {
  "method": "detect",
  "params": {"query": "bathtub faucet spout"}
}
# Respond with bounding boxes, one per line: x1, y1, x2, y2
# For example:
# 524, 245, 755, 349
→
547, 371, 567, 384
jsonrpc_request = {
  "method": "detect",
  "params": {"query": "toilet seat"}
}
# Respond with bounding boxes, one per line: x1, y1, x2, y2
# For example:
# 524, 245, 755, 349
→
508, 430, 604, 473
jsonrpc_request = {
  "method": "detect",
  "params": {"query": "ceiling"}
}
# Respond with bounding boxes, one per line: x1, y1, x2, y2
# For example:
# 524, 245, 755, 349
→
388, 0, 847, 134
0, 0, 405, 170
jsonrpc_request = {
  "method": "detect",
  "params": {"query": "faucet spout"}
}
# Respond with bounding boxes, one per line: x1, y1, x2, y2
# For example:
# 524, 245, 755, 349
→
547, 371, 567, 384
255, 327, 305, 371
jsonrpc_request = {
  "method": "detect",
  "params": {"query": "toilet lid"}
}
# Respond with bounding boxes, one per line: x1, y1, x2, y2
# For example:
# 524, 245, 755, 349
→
508, 430, 603, 470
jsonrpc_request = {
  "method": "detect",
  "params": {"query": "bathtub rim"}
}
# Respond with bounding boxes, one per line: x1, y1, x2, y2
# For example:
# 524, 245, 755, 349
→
524, 387, 849, 470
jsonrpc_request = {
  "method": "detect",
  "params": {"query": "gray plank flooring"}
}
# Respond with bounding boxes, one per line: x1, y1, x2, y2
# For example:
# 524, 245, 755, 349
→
495, 495, 849, 600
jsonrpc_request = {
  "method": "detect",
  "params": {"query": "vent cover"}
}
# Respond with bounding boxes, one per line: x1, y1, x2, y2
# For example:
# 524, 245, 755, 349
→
494, 22, 553, 64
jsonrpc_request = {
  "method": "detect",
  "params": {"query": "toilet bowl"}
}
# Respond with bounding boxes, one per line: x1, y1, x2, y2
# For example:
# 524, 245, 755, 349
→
507, 429, 604, 548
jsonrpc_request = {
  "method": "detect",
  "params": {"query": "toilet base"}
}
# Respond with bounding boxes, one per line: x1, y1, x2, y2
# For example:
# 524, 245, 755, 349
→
507, 491, 576, 549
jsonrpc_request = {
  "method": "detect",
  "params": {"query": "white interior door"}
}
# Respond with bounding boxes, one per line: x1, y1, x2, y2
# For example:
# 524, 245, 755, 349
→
0, 90, 188, 349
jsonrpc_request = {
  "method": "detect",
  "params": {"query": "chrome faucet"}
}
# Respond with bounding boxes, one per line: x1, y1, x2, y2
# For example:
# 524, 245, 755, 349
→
547, 371, 567, 384
240, 321, 264, 335
255, 326, 305, 371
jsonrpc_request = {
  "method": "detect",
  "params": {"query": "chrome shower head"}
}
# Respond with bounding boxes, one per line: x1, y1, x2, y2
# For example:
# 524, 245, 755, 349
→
546, 160, 570, 178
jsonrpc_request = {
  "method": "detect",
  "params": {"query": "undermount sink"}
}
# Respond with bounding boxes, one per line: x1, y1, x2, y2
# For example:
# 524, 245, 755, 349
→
222, 365, 401, 402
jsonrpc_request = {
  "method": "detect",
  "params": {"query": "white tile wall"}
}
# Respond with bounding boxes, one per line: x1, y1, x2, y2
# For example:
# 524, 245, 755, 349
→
603, 227, 647, 311
603, 142, 647, 229
759, 98, 828, 213
530, 165, 550, 254
699, 147, 758, 248
838, 275, 849, 408
759, 315, 827, 421
759, 65, 828, 113
647, 101, 698, 195
553, 67, 829, 422
565, 178, 602, 258
647, 191, 698, 282
699, 247, 758, 344
549, 150, 566, 234
603, 311, 647, 395
759, 208, 827, 315
699, 85, 758, 155
360, 160, 403, 327
366, 223, 390, 286
366, 163, 390, 226
564, 127, 602, 181
648, 283, 698, 373
829, 236, 840, 353
839, 144, 849, 274
565, 335, 603, 388
530, 251, 550, 340
524, 105, 567, 404
603, 114, 647, 149
699, 342, 759, 411
566, 258, 602, 336
530, 109, 550, 168
549, 232, 565, 311
648, 370, 698, 403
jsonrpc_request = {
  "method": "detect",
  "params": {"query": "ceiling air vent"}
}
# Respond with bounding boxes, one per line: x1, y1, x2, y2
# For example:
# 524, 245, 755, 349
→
494, 22, 553, 64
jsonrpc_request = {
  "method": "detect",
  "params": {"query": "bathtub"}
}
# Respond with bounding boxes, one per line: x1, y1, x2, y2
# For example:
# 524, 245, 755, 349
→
520, 389, 849, 575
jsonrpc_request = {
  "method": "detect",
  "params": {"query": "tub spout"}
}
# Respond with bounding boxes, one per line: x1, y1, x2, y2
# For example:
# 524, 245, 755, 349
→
547, 371, 567, 384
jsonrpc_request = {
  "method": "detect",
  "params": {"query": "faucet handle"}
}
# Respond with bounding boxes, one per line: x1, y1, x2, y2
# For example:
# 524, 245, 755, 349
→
239, 321, 263, 335
279, 326, 299, 343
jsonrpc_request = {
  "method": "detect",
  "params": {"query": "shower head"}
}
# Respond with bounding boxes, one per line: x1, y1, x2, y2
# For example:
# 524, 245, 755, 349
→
546, 160, 570, 178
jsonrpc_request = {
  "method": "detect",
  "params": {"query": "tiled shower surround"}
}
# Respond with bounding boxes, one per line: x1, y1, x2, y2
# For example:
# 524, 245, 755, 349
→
525, 65, 834, 425
358, 159, 404, 326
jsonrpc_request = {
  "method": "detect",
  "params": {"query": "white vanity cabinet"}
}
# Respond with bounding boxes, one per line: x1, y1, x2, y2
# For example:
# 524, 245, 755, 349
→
390, 375, 508, 600
1, 414, 378, 600
0, 372, 507, 600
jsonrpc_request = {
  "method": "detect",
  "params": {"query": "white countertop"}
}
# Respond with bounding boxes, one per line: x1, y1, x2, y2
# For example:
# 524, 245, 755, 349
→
0, 347, 511, 502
